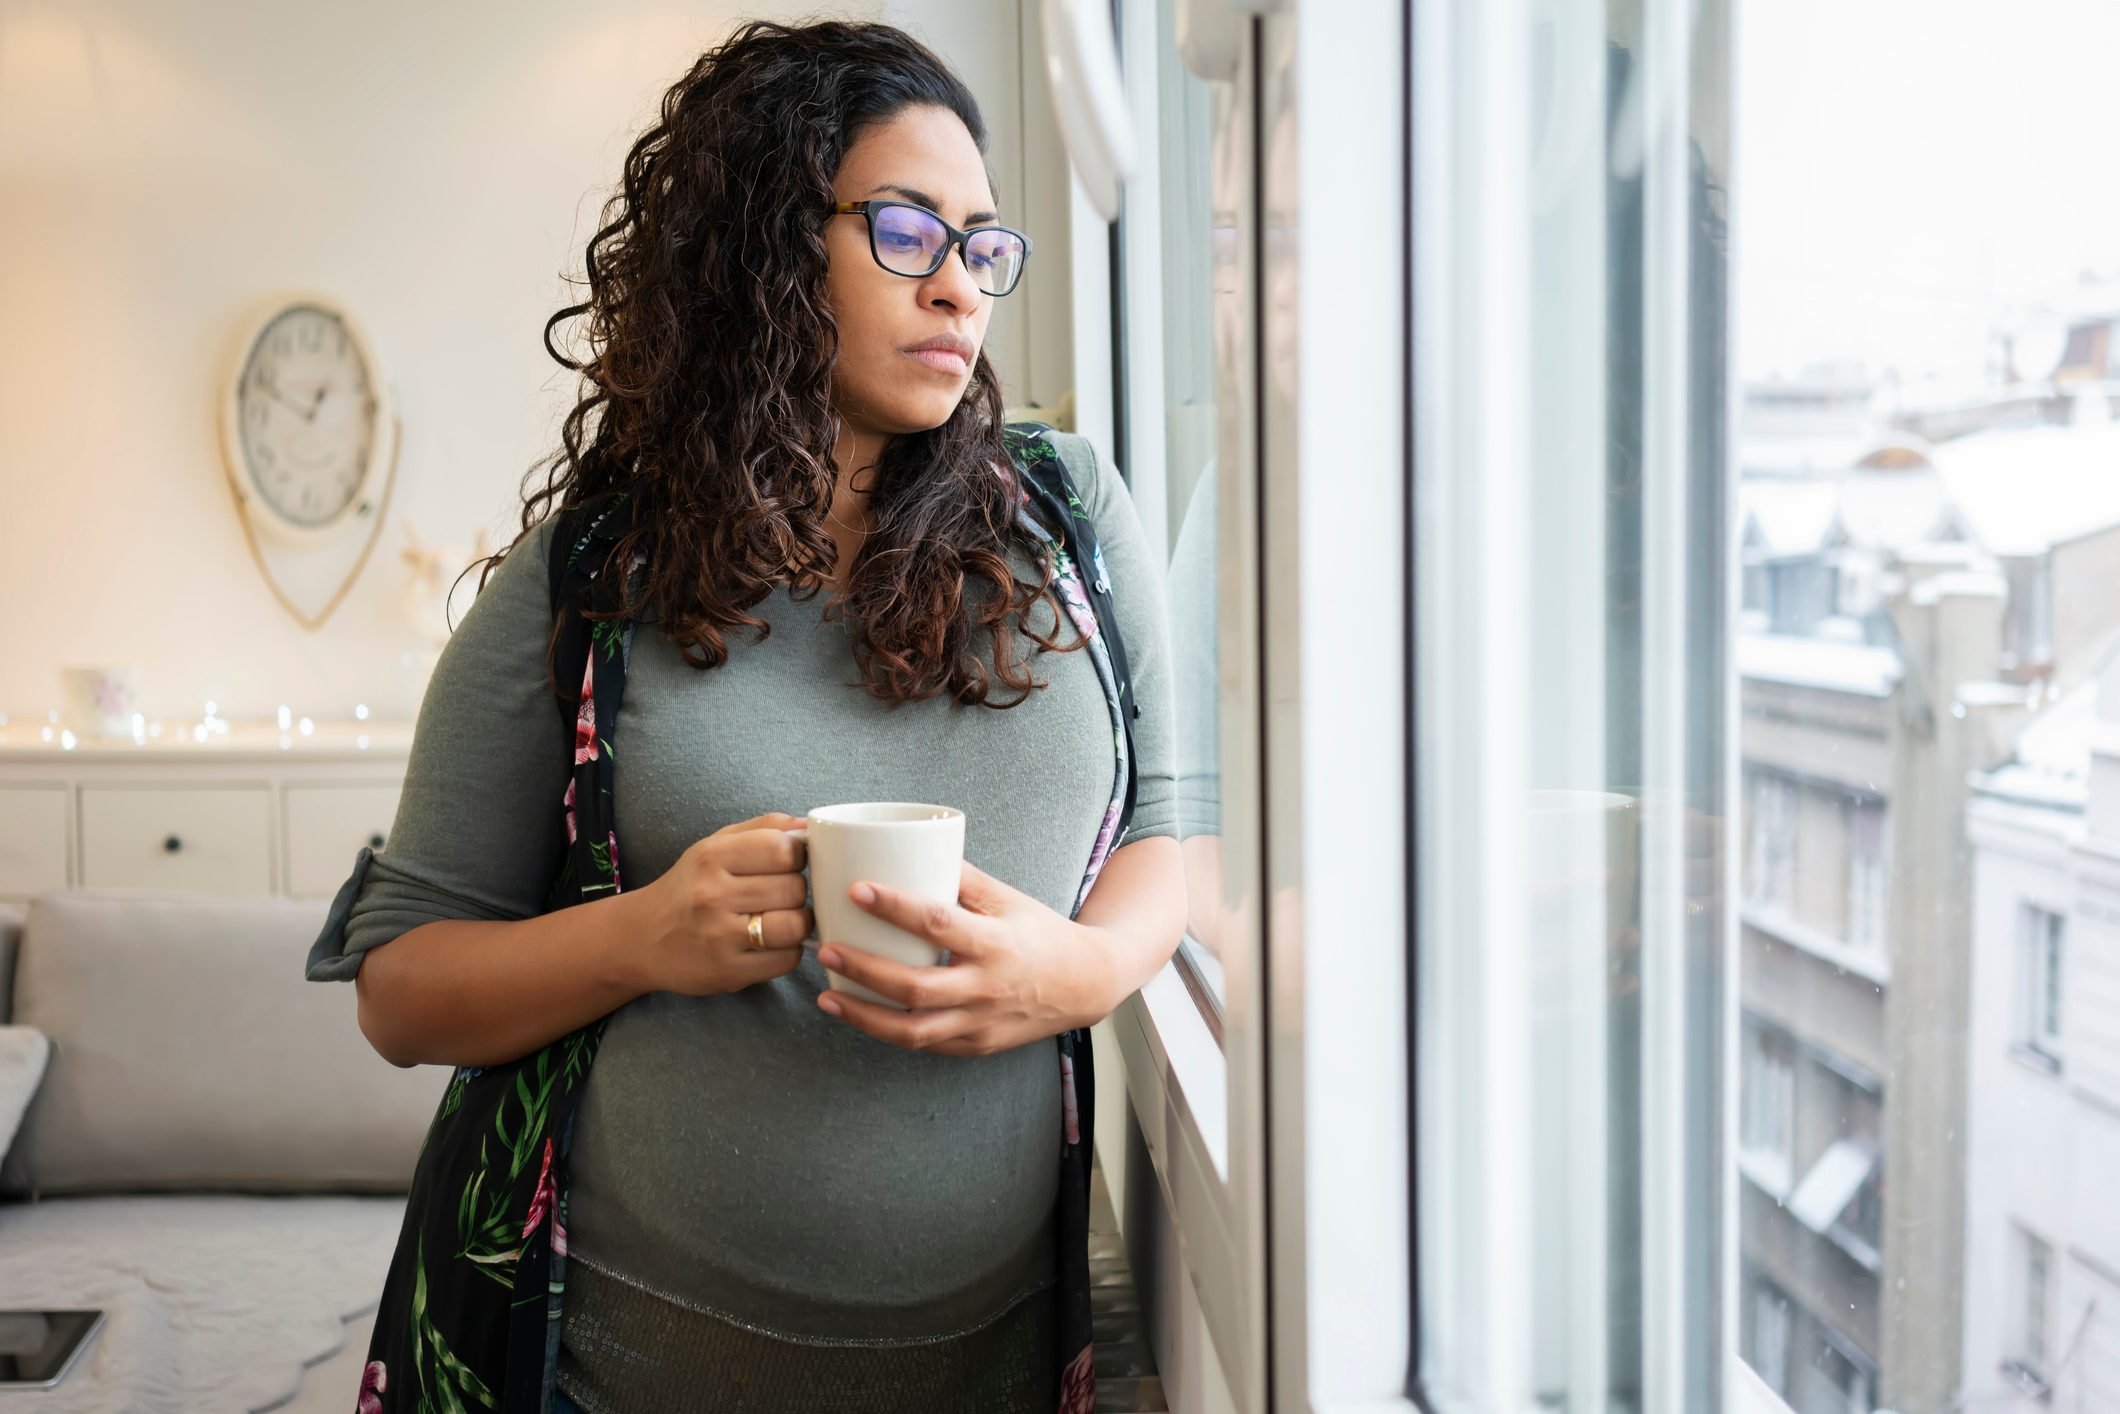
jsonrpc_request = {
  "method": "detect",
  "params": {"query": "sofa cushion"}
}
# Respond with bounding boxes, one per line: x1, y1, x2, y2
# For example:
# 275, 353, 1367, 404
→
2, 890, 444, 1196
0, 1023, 50, 1166
0, 901, 22, 1022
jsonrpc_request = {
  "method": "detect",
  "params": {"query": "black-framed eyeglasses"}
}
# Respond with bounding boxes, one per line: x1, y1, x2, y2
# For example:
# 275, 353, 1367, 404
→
831, 199, 1032, 297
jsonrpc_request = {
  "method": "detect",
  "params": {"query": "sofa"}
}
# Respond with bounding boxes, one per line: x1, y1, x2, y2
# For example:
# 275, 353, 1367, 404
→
0, 891, 443, 1414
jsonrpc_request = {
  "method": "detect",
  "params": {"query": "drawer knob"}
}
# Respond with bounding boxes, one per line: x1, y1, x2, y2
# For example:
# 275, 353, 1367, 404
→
368, 833, 387, 850
163, 835, 183, 854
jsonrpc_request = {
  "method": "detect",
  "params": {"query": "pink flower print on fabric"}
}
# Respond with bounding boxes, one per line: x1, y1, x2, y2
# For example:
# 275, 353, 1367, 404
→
605, 829, 622, 892
572, 657, 599, 765
1057, 1343, 1097, 1414
1053, 553, 1101, 643
357, 1360, 387, 1414
1060, 1050, 1081, 1146
521, 1137, 556, 1243
1089, 798, 1124, 874
562, 777, 579, 845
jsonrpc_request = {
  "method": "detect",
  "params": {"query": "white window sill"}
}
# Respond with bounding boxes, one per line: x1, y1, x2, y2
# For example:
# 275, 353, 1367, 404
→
1742, 903, 1892, 986
2009, 1042, 2064, 1079
1115, 956, 1228, 1183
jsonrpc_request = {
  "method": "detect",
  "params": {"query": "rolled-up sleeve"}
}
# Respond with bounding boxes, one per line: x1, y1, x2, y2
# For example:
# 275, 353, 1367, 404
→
305, 516, 571, 981
1052, 432, 1180, 844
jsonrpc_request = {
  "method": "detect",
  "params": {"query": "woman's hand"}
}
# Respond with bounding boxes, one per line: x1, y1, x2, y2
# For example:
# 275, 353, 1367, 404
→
813, 860, 1117, 1057
629, 812, 814, 997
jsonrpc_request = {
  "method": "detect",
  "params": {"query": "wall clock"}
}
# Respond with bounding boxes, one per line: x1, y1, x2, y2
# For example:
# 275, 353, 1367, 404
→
217, 294, 400, 630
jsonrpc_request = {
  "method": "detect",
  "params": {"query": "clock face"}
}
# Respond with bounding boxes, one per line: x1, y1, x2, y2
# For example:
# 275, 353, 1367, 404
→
235, 304, 379, 530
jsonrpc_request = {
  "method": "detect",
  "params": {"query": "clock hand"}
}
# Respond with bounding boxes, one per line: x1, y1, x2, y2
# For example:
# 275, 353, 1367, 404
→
256, 369, 314, 419
306, 384, 327, 423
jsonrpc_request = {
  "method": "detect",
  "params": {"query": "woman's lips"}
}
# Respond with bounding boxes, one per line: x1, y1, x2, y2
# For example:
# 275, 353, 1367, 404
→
904, 346, 970, 375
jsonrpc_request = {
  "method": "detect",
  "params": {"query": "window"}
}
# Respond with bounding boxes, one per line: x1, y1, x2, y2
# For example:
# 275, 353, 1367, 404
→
2005, 1226, 2055, 1394
2002, 557, 2055, 677
1845, 796, 1888, 953
1748, 1276, 1794, 1397
2019, 904, 2066, 1065
1749, 770, 1798, 909
1802, 1338, 1875, 1414
1765, 558, 1840, 635
1742, 1021, 1797, 1192
1410, 0, 1729, 1400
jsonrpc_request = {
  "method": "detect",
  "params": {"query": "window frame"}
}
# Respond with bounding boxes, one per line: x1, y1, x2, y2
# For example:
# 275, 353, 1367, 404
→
2018, 901, 2067, 1067
2003, 1223, 2056, 1395
1100, 0, 1270, 1407
1103, 1, 1415, 1411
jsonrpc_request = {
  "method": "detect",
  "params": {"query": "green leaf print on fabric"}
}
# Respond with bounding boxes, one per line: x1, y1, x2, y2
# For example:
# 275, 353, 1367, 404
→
452, 1050, 566, 1286
412, 1237, 498, 1413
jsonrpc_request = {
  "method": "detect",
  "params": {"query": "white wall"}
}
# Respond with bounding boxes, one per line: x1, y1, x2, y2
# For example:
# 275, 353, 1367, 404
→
0, 0, 1059, 724
1958, 798, 2120, 1408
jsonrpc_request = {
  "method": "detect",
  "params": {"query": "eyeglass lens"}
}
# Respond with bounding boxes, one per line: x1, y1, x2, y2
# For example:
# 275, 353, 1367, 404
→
871, 204, 1026, 295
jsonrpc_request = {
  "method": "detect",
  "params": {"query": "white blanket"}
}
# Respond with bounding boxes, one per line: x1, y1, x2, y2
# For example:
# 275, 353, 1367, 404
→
0, 1194, 402, 1414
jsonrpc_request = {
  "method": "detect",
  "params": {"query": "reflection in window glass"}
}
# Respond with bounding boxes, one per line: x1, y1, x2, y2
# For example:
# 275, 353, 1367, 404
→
1740, 1, 2120, 1408
1152, 0, 1229, 1022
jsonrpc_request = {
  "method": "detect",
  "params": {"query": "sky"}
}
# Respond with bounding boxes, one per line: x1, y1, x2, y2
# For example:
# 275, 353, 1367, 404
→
1735, 0, 2120, 384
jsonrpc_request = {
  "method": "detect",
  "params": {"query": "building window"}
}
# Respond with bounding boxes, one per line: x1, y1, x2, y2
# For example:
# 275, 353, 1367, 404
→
1741, 1022, 1796, 1192
1764, 557, 1840, 635
1845, 796, 1888, 952
2005, 1226, 2056, 1395
2019, 904, 2066, 1066
1789, 1065, 1885, 1271
2002, 556, 2055, 676
1805, 1339, 1875, 1414
1749, 770, 1798, 909
1747, 1274, 1794, 1397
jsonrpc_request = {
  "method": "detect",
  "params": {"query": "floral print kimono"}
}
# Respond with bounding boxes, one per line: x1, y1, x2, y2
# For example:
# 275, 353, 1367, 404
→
351, 423, 1140, 1414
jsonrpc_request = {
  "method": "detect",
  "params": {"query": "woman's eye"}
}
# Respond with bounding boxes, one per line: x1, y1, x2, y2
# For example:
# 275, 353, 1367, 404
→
881, 232, 925, 251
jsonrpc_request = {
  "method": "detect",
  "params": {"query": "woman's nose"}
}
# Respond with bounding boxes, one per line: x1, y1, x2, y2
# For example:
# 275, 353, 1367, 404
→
922, 241, 984, 311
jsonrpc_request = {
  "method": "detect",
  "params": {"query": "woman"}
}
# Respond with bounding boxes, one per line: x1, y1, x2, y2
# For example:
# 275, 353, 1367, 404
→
307, 17, 1185, 1413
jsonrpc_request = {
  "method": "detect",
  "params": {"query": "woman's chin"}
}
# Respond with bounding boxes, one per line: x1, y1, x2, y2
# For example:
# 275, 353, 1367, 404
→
876, 396, 969, 434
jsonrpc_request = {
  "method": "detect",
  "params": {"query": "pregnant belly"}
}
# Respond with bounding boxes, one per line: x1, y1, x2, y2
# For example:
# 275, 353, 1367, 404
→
562, 957, 1063, 1343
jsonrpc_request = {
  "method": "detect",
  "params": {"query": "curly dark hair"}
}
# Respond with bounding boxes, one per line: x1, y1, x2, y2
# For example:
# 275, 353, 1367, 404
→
485, 17, 1082, 710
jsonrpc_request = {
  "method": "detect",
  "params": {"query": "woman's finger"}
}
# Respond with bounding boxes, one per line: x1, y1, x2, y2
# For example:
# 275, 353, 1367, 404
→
847, 881, 988, 957
730, 905, 812, 952
719, 870, 810, 914
818, 988, 979, 1052
718, 826, 808, 875
816, 942, 976, 1011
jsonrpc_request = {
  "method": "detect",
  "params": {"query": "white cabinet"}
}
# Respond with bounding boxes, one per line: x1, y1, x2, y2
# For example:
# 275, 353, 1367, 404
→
284, 783, 402, 898
0, 786, 68, 897
80, 786, 274, 896
0, 723, 411, 903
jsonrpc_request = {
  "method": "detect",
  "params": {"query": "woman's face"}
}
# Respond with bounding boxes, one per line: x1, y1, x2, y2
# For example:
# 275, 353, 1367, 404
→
824, 104, 999, 438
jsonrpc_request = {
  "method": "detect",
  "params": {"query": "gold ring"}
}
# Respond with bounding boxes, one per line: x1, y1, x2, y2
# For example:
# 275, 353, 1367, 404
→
747, 912, 765, 950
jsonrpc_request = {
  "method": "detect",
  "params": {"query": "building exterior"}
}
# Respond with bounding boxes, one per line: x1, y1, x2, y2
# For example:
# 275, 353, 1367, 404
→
1964, 652, 2120, 1410
1733, 365, 2120, 1414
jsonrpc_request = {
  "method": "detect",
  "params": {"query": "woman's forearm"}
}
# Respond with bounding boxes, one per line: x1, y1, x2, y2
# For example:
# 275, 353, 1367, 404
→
1075, 835, 1188, 1017
353, 890, 654, 1069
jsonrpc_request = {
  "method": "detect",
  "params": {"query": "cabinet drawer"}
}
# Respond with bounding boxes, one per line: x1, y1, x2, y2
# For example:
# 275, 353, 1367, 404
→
284, 783, 402, 898
79, 786, 273, 896
0, 786, 69, 897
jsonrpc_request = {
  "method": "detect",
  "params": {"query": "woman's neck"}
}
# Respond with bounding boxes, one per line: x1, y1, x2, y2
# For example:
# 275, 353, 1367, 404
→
822, 423, 887, 595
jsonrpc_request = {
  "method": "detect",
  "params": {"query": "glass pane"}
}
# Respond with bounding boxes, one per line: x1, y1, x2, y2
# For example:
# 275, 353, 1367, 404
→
1410, 0, 1731, 1402
1153, 0, 1238, 1025
1734, 1, 2120, 1408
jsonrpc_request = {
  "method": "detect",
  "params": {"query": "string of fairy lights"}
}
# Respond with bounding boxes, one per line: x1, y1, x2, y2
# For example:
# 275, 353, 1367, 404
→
0, 701, 385, 752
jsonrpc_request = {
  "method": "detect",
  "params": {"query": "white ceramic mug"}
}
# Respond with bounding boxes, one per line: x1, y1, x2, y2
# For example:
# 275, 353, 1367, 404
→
794, 802, 965, 1009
